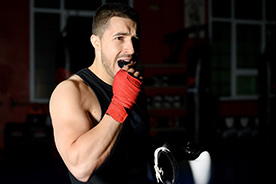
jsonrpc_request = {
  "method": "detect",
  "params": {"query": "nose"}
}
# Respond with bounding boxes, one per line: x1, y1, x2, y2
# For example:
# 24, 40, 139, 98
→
124, 38, 135, 55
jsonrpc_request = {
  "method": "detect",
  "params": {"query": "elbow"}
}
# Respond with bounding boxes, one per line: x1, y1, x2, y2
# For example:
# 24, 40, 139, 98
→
63, 145, 107, 182
64, 150, 97, 182
67, 159, 97, 182
74, 172, 91, 183
68, 162, 97, 182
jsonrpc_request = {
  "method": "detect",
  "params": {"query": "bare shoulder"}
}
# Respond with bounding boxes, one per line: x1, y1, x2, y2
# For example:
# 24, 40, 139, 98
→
50, 75, 97, 108
49, 75, 100, 130
50, 75, 86, 111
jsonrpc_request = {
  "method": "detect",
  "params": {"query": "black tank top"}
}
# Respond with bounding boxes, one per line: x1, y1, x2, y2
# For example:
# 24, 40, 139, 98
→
68, 68, 151, 184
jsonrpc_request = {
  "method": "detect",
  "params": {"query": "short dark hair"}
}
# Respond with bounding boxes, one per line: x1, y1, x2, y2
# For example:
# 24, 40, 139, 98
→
92, 3, 140, 37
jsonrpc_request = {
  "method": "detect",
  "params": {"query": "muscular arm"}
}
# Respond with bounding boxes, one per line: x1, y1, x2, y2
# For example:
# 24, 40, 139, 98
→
49, 79, 123, 182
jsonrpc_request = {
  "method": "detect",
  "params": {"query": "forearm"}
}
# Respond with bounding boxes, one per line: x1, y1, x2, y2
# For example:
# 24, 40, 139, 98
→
62, 115, 122, 182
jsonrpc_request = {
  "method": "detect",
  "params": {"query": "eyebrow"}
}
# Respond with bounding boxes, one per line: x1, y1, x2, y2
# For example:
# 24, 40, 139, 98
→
113, 32, 128, 36
113, 32, 139, 39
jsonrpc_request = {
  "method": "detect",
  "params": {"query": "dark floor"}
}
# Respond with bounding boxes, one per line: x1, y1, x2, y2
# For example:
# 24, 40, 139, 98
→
0, 162, 67, 183
0, 129, 273, 184
0, 145, 271, 184
0, 156, 71, 184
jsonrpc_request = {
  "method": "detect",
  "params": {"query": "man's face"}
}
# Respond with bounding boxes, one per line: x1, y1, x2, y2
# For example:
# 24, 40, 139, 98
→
99, 16, 139, 78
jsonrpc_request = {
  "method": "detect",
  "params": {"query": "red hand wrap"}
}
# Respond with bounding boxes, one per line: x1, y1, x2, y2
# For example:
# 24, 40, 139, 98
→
106, 69, 142, 123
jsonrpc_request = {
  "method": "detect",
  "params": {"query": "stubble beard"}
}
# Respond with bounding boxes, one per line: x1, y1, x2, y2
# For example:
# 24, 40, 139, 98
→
101, 51, 116, 79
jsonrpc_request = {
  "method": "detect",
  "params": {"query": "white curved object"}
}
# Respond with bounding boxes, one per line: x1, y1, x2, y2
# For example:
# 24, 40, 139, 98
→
189, 151, 212, 184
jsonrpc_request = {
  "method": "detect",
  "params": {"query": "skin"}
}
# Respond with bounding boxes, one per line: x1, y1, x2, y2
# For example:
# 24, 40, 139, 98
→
49, 17, 142, 182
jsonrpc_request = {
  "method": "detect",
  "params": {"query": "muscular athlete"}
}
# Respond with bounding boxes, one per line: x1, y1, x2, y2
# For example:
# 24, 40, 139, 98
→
50, 3, 152, 184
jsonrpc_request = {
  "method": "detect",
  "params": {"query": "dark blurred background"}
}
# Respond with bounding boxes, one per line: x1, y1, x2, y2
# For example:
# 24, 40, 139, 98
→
0, 0, 275, 183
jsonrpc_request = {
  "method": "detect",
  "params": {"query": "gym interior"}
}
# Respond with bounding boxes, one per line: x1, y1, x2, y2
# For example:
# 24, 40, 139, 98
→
0, 0, 275, 183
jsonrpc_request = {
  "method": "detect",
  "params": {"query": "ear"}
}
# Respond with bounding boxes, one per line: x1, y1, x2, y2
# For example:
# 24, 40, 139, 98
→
90, 35, 101, 51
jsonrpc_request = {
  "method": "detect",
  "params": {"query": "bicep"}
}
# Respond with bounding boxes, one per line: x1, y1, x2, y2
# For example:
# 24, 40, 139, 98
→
49, 83, 92, 158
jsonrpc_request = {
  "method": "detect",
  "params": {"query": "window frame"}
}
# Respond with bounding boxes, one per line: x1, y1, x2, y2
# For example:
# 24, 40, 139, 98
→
209, 0, 276, 100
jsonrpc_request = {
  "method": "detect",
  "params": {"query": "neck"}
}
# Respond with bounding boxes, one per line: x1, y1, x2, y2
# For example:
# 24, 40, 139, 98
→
89, 59, 114, 86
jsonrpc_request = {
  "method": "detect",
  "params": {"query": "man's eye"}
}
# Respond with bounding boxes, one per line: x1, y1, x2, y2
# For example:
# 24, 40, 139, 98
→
115, 37, 123, 40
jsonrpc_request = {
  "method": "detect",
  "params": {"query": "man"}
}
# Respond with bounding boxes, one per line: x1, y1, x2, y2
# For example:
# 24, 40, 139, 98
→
50, 3, 152, 184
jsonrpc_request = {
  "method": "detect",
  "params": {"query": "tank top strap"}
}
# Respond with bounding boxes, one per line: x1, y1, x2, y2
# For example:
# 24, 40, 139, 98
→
76, 68, 113, 119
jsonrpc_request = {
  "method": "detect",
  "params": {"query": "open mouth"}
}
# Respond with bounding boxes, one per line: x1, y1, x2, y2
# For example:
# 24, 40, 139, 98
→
118, 60, 132, 68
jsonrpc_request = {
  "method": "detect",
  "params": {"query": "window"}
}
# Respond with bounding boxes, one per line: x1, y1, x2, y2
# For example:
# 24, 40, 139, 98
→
30, 0, 133, 102
209, 0, 276, 99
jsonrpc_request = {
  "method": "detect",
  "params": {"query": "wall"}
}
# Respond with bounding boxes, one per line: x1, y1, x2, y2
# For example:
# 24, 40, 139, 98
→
0, 0, 30, 150
134, 0, 184, 64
